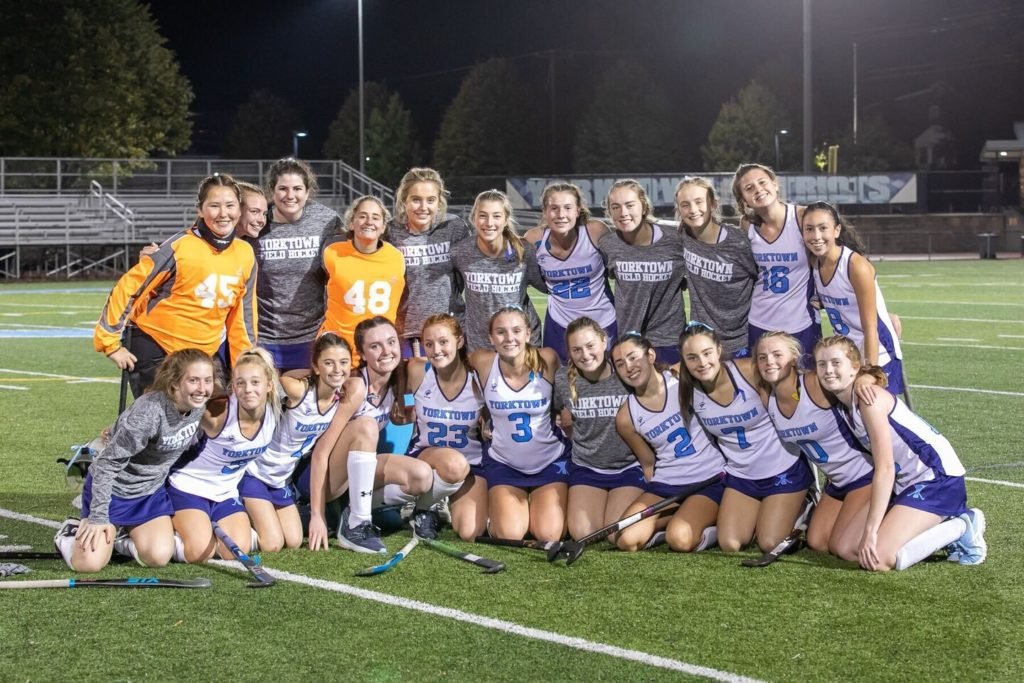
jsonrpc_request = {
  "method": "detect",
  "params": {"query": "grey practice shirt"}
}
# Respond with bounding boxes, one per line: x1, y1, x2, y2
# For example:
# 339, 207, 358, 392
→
451, 238, 547, 352
254, 201, 343, 344
553, 366, 636, 471
386, 214, 471, 338
87, 392, 203, 525
680, 223, 758, 355
598, 223, 687, 347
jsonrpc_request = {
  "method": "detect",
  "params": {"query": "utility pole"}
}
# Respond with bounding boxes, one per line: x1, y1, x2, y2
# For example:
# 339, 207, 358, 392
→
803, 0, 812, 173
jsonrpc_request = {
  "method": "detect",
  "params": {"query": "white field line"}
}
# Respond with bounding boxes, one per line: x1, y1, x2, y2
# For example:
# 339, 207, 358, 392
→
965, 477, 1024, 490
884, 282, 1022, 288
0, 322, 91, 330
910, 385, 1024, 397
902, 316, 1024, 324
0, 508, 760, 683
0, 302, 98, 309
935, 337, 981, 342
888, 300, 1024, 308
903, 341, 1024, 352
0, 384, 29, 391
998, 334, 1024, 339
0, 545, 32, 551
0, 368, 118, 384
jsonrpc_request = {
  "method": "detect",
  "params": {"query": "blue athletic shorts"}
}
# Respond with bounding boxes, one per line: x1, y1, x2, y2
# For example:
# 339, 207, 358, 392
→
81, 473, 174, 527
644, 473, 726, 504
481, 452, 569, 491
823, 470, 874, 501
654, 344, 681, 366
238, 473, 297, 508
892, 474, 967, 518
167, 484, 246, 522
263, 341, 313, 372
568, 460, 645, 490
725, 458, 815, 501
400, 337, 425, 359
543, 311, 617, 366
881, 358, 905, 396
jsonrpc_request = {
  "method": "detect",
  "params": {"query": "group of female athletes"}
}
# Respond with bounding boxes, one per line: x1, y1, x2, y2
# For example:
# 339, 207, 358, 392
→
57, 158, 987, 575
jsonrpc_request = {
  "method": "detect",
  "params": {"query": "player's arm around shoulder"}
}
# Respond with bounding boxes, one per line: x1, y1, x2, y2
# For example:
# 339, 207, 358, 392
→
468, 349, 495, 386
538, 347, 562, 383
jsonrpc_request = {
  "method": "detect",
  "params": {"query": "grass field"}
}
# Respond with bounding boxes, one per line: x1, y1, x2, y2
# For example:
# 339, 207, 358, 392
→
1, 259, 1022, 682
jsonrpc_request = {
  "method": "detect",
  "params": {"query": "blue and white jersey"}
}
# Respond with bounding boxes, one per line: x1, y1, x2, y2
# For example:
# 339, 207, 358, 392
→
170, 395, 277, 502
484, 354, 567, 474
814, 246, 902, 366
246, 381, 339, 489
693, 361, 799, 480
627, 371, 725, 486
408, 364, 485, 466
535, 227, 616, 329
844, 396, 965, 494
747, 204, 816, 332
768, 373, 873, 488
351, 367, 394, 432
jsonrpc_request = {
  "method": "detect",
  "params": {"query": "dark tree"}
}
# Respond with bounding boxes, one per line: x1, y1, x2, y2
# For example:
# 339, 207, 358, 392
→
223, 90, 300, 159
702, 80, 795, 172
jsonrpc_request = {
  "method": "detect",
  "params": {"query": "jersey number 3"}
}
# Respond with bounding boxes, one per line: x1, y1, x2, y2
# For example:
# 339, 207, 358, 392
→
344, 280, 392, 315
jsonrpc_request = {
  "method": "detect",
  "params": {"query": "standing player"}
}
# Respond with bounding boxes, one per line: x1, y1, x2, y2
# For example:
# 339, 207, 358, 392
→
598, 179, 687, 364
815, 335, 986, 570
256, 158, 343, 370
387, 168, 471, 357
54, 350, 214, 572
804, 202, 905, 394
320, 196, 405, 364
452, 190, 547, 352
166, 349, 280, 563
731, 163, 818, 357
553, 318, 642, 541
235, 181, 269, 240
471, 306, 569, 542
675, 176, 758, 358
239, 333, 352, 552
524, 182, 616, 363
611, 333, 726, 553
94, 174, 257, 396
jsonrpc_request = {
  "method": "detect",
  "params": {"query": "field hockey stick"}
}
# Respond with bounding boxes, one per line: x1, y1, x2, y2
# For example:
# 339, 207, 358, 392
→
474, 536, 559, 553
741, 490, 817, 568
0, 551, 63, 561
118, 325, 134, 414
900, 364, 914, 411
355, 534, 419, 576
548, 474, 722, 565
211, 522, 275, 588
414, 531, 505, 574
0, 577, 211, 590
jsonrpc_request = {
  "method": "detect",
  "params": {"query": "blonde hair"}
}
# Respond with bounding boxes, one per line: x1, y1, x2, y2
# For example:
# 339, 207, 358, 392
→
604, 179, 655, 227
394, 167, 449, 227
673, 176, 722, 227
752, 331, 803, 392
344, 195, 392, 239
813, 335, 888, 388
233, 347, 283, 420
471, 189, 524, 264
565, 317, 608, 404
541, 182, 592, 226
731, 163, 778, 221
148, 349, 214, 399
488, 306, 544, 377
236, 181, 267, 207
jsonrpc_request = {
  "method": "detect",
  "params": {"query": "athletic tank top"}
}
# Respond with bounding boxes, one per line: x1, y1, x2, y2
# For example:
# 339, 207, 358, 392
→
535, 227, 616, 328
351, 367, 394, 432
748, 204, 816, 332
814, 246, 902, 366
408, 364, 485, 466
170, 395, 278, 501
767, 373, 872, 488
693, 361, 799, 480
844, 396, 965, 494
627, 372, 725, 486
246, 381, 339, 488
484, 354, 567, 474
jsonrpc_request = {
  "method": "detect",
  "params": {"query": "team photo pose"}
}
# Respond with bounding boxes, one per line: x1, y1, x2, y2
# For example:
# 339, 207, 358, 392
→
803, 202, 905, 394
675, 176, 757, 358
756, 332, 875, 558
398, 314, 484, 540
94, 174, 257, 396
306, 317, 433, 553
320, 196, 405, 363
166, 348, 279, 563
240, 333, 351, 552
553, 318, 643, 541
471, 306, 569, 542
524, 182, 616, 363
732, 163, 819, 357
611, 333, 726, 553
452, 190, 547, 352
387, 168, 471, 357
678, 324, 814, 553
815, 335, 986, 570
256, 158, 343, 370
54, 349, 214, 572
598, 179, 687, 364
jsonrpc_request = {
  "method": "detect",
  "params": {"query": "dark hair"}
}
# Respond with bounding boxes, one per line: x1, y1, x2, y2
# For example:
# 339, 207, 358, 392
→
312, 332, 353, 367
803, 201, 867, 255
731, 163, 779, 223
196, 173, 241, 208
266, 157, 318, 198
676, 323, 725, 417
354, 316, 398, 360
148, 348, 214, 398
610, 331, 656, 394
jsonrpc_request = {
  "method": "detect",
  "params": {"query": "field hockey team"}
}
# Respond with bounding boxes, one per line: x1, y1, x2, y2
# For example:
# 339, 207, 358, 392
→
57, 159, 987, 573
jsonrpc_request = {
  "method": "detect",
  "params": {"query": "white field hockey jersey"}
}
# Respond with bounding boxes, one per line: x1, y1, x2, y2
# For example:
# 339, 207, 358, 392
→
484, 354, 567, 474
408, 363, 485, 466
535, 227, 616, 328
627, 372, 725, 486
246, 381, 339, 488
748, 204, 816, 332
814, 246, 902, 366
170, 394, 278, 501
693, 361, 799, 480
351, 367, 395, 432
845, 395, 965, 494
767, 373, 873, 488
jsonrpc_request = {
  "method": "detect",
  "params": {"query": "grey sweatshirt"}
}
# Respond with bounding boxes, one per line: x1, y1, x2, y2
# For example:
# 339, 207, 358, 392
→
553, 366, 636, 471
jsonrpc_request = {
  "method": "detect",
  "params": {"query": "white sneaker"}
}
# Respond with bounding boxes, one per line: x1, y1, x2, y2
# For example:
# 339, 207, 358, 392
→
956, 508, 987, 566
53, 518, 80, 568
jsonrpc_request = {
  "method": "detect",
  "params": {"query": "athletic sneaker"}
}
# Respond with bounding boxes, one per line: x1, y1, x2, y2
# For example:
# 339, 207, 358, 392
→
431, 497, 452, 526
412, 509, 440, 540
53, 517, 80, 568
642, 531, 667, 550
954, 508, 987, 566
336, 506, 386, 554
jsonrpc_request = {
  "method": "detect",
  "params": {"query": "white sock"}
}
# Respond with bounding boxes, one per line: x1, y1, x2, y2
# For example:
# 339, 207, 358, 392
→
695, 525, 718, 552
642, 531, 667, 550
382, 483, 416, 507
348, 450, 378, 528
172, 533, 187, 564
113, 535, 144, 566
894, 518, 967, 571
415, 472, 464, 510
54, 533, 76, 569
250, 528, 260, 552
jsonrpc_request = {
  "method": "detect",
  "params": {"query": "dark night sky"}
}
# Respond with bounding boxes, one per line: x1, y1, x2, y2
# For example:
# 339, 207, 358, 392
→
149, 0, 1024, 170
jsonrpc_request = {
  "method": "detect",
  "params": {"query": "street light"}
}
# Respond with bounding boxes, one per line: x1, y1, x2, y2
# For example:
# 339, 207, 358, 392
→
292, 130, 307, 158
774, 129, 789, 170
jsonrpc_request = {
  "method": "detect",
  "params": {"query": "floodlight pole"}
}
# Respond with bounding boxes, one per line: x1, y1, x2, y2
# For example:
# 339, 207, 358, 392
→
358, 0, 365, 177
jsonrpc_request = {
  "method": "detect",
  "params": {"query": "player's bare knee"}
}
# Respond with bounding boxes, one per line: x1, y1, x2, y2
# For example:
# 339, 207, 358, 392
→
718, 536, 744, 553
666, 528, 697, 552
807, 529, 830, 553
437, 455, 469, 483
72, 554, 107, 573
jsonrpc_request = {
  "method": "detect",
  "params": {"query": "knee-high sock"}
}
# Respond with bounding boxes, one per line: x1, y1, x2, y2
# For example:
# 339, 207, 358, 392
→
695, 525, 718, 552
113, 535, 144, 566
54, 532, 76, 569
347, 450, 377, 528
172, 533, 187, 564
416, 472, 464, 510
250, 528, 260, 552
894, 518, 966, 571
381, 483, 416, 507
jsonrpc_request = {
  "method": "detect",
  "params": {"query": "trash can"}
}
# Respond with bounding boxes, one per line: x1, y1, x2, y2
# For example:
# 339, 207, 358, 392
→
977, 232, 996, 259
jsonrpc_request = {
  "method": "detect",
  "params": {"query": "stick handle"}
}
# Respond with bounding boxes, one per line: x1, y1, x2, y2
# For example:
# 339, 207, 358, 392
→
0, 579, 71, 589
118, 326, 133, 414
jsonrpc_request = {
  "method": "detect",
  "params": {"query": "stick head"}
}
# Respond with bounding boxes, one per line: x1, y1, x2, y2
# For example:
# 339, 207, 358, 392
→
482, 562, 506, 574
562, 542, 585, 566
545, 542, 565, 563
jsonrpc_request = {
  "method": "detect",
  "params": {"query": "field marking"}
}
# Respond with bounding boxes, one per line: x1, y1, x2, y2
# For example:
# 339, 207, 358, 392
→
0, 368, 118, 384
911, 384, 1024, 397
935, 337, 981, 343
0, 329, 93, 338
0, 288, 109, 295
0, 302, 98, 309
965, 477, 1024, 490
888, 300, 1024, 308
902, 316, 1024, 325
903, 341, 1024, 352
0, 384, 29, 391
0, 545, 32, 551
0, 508, 760, 683
968, 462, 1024, 471
998, 334, 1024, 339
